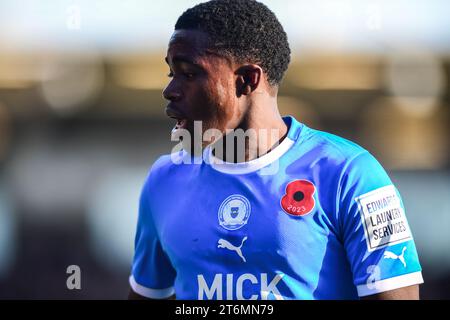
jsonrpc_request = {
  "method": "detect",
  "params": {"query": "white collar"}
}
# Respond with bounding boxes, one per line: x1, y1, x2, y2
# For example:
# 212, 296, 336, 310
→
206, 135, 295, 175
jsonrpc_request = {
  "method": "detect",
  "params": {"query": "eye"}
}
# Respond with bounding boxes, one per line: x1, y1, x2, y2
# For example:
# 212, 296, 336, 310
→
184, 72, 195, 79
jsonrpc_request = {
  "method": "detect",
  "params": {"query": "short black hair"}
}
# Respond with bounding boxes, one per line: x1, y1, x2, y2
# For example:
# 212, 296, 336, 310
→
175, 0, 291, 86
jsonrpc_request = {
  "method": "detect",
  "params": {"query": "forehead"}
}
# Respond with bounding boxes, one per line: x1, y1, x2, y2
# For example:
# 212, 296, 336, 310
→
166, 29, 234, 72
167, 29, 211, 59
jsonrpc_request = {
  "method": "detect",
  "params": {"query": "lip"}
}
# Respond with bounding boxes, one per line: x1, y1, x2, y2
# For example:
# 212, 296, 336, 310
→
165, 106, 189, 131
165, 106, 186, 120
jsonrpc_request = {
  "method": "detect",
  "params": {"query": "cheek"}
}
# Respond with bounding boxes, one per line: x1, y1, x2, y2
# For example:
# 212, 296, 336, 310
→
185, 74, 239, 131
184, 83, 214, 118
192, 78, 231, 121
214, 78, 240, 125
215, 81, 228, 103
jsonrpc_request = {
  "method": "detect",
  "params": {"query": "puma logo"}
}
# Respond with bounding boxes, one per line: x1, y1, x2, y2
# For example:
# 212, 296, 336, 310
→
383, 246, 407, 267
218, 236, 248, 263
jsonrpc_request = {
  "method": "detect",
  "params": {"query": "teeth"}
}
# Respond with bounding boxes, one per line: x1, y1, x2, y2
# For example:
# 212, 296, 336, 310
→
173, 119, 187, 131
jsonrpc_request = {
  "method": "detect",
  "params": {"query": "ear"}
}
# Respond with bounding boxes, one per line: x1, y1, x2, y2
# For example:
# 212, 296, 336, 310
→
235, 65, 263, 96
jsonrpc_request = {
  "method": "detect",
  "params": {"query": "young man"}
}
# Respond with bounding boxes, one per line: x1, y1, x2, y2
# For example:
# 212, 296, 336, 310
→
129, 0, 423, 300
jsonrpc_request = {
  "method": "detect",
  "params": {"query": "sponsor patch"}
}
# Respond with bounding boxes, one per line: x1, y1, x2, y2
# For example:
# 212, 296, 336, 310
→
355, 185, 412, 251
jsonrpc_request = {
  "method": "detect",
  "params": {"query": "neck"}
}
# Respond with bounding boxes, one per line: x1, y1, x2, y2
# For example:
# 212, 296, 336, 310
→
214, 96, 288, 163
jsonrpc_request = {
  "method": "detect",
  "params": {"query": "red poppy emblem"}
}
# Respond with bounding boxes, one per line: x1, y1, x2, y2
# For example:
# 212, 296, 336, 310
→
281, 180, 316, 216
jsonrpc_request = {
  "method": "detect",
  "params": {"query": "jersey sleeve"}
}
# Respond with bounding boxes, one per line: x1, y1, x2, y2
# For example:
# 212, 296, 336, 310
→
129, 168, 176, 299
338, 151, 423, 297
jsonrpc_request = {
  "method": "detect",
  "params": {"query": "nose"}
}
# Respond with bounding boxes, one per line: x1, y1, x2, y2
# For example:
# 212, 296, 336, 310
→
162, 80, 182, 102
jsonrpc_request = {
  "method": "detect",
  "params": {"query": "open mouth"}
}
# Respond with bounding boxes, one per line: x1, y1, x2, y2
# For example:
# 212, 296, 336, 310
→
174, 118, 188, 130
165, 107, 189, 131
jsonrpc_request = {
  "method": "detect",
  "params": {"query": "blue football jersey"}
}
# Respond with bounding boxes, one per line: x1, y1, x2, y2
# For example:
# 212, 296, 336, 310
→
130, 116, 423, 300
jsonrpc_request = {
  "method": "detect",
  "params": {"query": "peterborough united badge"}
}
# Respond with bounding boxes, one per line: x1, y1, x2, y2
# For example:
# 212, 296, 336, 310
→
281, 180, 316, 216
218, 194, 251, 230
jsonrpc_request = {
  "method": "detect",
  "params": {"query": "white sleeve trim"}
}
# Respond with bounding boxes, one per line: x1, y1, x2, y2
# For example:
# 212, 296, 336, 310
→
129, 275, 175, 299
357, 271, 424, 297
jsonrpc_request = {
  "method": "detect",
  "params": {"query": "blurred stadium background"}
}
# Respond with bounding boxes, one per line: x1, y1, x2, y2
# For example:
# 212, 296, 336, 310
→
0, 0, 449, 299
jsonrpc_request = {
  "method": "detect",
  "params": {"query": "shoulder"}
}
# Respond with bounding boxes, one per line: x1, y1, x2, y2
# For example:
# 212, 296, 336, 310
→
298, 126, 371, 167
142, 153, 180, 189
142, 150, 197, 190
295, 126, 391, 188
149, 153, 177, 177
138, 153, 181, 212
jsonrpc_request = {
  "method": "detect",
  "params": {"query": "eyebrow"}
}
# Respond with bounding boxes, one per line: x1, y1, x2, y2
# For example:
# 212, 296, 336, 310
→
165, 55, 203, 69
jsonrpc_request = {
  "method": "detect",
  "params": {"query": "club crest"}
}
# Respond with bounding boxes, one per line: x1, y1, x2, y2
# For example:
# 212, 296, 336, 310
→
218, 195, 251, 230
